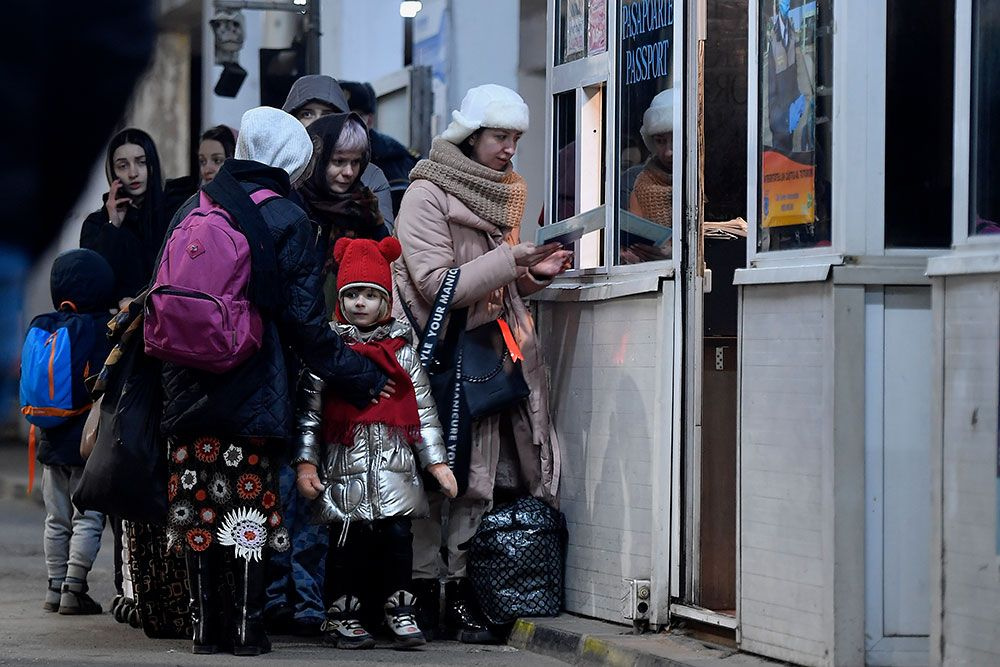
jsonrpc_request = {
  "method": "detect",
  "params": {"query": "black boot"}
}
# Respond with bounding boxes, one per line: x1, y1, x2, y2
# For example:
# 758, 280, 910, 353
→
444, 579, 496, 644
186, 551, 220, 654
231, 557, 271, 656
410, 578, 441, 641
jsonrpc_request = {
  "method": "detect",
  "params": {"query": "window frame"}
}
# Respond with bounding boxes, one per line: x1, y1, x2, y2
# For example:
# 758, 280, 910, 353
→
545, 0, 683, 276
951, 0, 998, 250
745, 0, 956, 278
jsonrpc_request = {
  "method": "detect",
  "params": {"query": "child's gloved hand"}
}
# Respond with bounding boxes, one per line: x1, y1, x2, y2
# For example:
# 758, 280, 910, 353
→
427, 463, 458, 498
296, 463, 325, 500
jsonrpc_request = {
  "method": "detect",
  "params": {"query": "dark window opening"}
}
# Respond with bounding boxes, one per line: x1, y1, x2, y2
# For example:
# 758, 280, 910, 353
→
885, 0, 954, 248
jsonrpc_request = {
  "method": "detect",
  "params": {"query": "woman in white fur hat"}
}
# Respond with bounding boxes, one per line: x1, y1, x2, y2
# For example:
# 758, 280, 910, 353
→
392, 84, 571, 643
625, 88, 674, 263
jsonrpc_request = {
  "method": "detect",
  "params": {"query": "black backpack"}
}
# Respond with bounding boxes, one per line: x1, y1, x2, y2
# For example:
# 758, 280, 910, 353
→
466, 496, 568, 625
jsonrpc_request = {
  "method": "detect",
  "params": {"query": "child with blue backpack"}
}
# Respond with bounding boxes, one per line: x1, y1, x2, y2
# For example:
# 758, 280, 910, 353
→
20, 249, 114, 615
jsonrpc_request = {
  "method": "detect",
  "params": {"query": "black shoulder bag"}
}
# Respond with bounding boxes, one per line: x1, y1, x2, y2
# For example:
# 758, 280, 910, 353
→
402, 269, 530, 495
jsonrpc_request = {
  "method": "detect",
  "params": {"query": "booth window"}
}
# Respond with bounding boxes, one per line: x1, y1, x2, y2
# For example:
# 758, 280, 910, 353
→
554, 91, 577, 222
884, 0, 953, 248
557, 0, 608, 66
617, 0, 676, 265
970, 0, 1000, 237
757, 0, 833, 252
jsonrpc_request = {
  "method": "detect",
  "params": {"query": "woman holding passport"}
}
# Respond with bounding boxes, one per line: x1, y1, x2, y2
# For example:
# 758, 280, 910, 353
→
391, 84, 570, 643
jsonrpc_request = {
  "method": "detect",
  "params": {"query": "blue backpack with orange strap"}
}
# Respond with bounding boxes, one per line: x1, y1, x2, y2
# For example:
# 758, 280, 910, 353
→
20, 309, 96, 429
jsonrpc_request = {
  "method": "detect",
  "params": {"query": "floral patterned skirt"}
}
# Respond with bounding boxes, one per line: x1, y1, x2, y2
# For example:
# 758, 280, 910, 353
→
165, 436, 289, 562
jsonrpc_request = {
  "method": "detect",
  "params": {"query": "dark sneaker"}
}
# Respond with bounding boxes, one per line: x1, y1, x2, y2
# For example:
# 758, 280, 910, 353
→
58, 581, 103, 615
322, 595, 375, 650
384, 590, 426, 650
43, 581, 62, 612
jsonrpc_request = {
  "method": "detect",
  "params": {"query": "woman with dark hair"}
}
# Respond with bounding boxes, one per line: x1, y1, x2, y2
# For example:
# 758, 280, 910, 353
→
80, 127, 168, 307
163, 124, 240, 220
197, 124, 237, 185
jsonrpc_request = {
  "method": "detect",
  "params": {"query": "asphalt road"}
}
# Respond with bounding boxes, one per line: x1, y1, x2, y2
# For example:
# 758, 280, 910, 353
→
0, 497, 561, 666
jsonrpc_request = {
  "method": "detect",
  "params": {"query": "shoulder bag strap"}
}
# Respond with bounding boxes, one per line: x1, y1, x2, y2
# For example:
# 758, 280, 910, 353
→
403, 267, 464, 368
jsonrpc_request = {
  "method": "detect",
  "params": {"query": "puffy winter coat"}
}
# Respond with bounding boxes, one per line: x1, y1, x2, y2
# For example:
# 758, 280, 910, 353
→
294, 319, 446, 533
159, 160, 386, 439
391, 179, 561, 505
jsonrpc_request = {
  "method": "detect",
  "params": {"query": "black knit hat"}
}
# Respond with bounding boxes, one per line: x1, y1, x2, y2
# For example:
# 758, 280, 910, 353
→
340, 81, 377, 115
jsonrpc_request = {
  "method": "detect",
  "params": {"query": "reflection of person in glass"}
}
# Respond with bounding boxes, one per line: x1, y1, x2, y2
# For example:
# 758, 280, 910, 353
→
766, 0, 807, 154
623, 89, 673, 264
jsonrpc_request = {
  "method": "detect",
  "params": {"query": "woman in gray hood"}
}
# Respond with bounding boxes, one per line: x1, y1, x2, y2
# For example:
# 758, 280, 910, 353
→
282, 75, 395, 228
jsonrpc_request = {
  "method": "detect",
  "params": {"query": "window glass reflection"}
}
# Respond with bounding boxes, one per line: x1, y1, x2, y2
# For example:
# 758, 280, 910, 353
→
970, 0, 1000, 236
757, 0, 832, 252
617, 0, 675, 264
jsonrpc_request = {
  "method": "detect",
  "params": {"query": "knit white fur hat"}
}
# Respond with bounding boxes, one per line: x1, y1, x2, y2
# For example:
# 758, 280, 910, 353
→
441, 84, 530, 144
235, 106, 313, 183
639, 89, 675, 152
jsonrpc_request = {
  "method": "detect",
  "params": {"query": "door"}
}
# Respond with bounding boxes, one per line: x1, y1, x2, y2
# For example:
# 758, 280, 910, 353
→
864, 286, 932, 666
672, 0, 748, 627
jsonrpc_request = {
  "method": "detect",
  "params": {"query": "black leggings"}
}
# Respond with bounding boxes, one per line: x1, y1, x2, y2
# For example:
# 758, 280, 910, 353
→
325, 517, 413, 617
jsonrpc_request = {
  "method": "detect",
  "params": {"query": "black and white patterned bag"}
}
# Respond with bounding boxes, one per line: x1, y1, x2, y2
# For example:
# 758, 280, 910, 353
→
466, 496, 567, 625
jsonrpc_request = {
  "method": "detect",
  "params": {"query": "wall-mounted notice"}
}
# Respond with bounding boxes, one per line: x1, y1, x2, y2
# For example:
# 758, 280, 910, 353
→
588, 0, 607, 55
564, 0, 586, 62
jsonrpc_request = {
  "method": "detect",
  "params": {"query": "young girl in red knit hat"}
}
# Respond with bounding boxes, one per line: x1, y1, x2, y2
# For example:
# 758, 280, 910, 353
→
293, 236, 457, 650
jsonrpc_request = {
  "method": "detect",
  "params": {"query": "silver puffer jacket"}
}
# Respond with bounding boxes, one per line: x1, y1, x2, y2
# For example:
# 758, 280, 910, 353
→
293, 319, 446, 536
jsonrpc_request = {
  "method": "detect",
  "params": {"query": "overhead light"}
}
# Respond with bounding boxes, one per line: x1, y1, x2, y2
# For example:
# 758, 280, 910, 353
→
292, 0, 307, 5
399, 1, 422, 18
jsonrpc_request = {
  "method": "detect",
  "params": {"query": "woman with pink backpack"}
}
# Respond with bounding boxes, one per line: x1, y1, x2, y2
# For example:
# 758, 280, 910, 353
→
152, 107, 392, 656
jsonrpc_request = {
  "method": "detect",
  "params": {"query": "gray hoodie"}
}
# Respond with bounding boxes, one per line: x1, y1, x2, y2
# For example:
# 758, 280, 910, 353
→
283, 75, 394, 227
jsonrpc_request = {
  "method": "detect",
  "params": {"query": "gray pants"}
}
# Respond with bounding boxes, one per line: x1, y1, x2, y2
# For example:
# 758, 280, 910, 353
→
412, 493, 489, 580
42, 465, 104, 582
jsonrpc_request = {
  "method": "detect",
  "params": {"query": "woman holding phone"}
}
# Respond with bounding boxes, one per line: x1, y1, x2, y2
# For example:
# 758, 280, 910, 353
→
80, 128, 168, 308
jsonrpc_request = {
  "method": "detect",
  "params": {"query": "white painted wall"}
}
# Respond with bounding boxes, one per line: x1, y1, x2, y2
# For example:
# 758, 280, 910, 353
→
448, 1, 520, 112
738, 282, 867, 667
739, 282, 831, 666
933, 275, 1000, 665
320, 0, 404, 82
536, 287, 672, 623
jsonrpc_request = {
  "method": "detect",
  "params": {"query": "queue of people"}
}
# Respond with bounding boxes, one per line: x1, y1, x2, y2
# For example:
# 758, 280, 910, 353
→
22, 75, 571, 657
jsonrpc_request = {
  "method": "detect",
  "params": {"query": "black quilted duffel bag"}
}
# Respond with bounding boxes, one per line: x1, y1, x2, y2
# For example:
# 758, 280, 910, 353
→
466, 496, 568, 625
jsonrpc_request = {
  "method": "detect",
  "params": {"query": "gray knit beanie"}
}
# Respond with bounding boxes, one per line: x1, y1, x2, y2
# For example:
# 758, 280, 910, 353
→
235, 106, 313, 183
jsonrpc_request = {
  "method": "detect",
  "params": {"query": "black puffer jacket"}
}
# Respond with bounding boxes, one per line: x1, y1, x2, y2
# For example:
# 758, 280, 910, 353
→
370, 130, 419, 216
159, 160, 386, 439
80, 196, 169, 303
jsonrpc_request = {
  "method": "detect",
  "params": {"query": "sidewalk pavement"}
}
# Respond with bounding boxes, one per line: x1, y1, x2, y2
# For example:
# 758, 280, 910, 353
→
510, 616, 784, 667
0, 438, 783, 667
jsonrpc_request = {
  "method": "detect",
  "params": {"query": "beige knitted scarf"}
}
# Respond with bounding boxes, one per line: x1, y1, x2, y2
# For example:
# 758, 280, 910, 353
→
409, 138, 527, 229
633, 159, 672, 227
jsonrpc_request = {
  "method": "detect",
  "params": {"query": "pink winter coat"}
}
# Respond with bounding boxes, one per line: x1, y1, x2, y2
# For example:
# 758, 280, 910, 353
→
391, 178, 560, 505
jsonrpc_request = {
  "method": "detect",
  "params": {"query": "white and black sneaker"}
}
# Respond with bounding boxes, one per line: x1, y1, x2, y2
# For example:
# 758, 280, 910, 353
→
384, 590, 426, 649
322, 595, 375, 650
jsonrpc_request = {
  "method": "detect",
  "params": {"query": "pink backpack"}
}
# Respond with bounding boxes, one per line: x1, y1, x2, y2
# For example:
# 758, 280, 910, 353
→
144, 188, 278, 373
